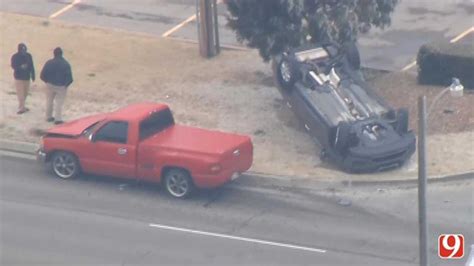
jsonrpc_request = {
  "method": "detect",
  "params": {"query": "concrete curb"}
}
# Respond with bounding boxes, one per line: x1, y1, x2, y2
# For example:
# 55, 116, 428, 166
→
165, 36, 250, 51
0, 140, 39, 155
1, 139, 472, 189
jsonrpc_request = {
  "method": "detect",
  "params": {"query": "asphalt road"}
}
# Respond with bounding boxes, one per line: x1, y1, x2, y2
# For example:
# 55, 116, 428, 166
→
1, 0, 473, 71
1, 155, 472, 265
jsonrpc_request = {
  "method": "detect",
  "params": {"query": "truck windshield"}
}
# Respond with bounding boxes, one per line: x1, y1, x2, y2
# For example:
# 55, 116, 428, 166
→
139, 108, 175, 140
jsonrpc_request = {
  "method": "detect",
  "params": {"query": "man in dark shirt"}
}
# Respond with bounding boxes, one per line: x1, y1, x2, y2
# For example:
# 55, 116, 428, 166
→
40, 47, 73, 124
11, 43, 35, 114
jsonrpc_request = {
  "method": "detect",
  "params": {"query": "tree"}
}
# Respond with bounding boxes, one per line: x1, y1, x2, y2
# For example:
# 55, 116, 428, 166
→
225, 0, 399, 61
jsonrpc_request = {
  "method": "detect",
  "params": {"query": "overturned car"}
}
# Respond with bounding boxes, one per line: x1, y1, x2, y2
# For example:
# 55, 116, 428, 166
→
273, 43, 416, 173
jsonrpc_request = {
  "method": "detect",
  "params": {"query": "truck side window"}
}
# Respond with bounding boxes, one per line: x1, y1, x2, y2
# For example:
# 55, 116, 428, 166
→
139, 108, 175, 140
95, 121, 128, 144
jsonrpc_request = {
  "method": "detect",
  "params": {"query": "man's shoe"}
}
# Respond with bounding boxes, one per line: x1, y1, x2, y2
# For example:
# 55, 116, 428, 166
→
46, 117, 55, 122
17, 108, 29, 115
54, 120, 64, 125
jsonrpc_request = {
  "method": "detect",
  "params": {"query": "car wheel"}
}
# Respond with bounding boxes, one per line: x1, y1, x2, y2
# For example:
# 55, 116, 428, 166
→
50, 151, 80, 179
276, 57, 298, 90
164, 169, 194, 199
334, 122, 351, 153
395, 108, 409, 135
344, 42, 361, 71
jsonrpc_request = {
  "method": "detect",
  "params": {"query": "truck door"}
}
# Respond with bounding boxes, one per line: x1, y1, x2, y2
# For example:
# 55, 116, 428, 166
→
86, 121, 136, 178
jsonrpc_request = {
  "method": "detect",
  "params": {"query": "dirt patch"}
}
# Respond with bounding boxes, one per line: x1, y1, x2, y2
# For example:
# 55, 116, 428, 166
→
369, 71, 474, 135
1, 12, 472, 180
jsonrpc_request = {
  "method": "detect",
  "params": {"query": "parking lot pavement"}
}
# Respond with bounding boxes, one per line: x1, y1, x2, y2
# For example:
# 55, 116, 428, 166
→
60, 0, 197, 37
1, 0, 197, 37
459, 32, 474, 45
359, 0, 474, 71
0, 1, 472, 70
0, 0, 65, 17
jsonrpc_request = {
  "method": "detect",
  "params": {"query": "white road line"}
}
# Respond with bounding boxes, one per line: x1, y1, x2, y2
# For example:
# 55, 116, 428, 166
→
162, 14, 197, 37
149, 223, 327, 254
401, 25, 474, 71
450, 26, 474, 43
161, 0, 223, 38
401, 60, 417, 71
49, 0, 81, 19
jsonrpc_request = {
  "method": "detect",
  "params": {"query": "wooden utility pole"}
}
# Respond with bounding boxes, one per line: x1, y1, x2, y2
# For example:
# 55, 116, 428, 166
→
197, 0, 220, 58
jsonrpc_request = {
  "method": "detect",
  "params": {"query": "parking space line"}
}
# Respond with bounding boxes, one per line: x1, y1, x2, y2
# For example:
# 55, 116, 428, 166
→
450, 26, 474, 43
161, 0, 223, 38
401, 61, 417, 72
49, 0, 81, 19
149, 223, 327, 254
162, 14, 197, 37
401, 25, 474, 71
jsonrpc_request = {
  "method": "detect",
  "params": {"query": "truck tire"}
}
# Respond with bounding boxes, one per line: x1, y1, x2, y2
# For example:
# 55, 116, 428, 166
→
163, 168, 194, 199
50, 151, 80, 179
276, 57, 298, 90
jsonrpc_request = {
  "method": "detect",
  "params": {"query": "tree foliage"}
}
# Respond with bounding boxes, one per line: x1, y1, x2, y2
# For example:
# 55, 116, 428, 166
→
226, 0, 399, 61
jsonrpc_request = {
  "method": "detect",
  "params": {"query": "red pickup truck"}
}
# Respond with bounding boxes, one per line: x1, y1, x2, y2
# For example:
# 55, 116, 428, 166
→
37, 103, 253, 198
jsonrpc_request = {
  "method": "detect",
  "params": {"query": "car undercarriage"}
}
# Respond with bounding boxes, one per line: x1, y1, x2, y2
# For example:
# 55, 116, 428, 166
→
273, 43, 416, 173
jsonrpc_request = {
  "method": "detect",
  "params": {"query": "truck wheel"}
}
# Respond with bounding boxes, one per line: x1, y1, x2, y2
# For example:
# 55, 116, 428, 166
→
276, 57, 298, 90
164, 169, 194, 199
50, 151, 80, 179
395, 108, 409, 135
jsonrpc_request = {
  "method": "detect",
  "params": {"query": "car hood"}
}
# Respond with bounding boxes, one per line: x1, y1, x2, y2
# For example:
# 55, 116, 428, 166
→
46, 114, 107, 136
142, 125, 251, 155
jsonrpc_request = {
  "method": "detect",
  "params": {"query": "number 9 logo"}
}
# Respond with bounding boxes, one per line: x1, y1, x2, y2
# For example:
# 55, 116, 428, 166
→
439, 234, 464, 259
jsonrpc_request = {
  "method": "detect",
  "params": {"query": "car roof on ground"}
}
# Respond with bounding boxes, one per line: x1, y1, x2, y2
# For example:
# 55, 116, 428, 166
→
108, 102, 169, 121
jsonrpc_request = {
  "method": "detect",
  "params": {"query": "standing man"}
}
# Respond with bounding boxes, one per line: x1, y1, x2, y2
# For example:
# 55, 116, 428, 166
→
40, 47, 73, 124
11, 43, 35, 114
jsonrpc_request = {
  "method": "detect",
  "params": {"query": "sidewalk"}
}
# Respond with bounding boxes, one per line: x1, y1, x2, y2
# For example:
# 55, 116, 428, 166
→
1, 13, 473, 183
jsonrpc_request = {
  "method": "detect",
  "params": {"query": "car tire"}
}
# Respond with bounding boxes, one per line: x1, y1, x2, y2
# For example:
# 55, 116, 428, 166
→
50, 151, 80, 179
276, 57, 298, 90
395, 108, 409, 135
344, 42, 361, 71
164, 168, 194, 199
334, 122, 351, 153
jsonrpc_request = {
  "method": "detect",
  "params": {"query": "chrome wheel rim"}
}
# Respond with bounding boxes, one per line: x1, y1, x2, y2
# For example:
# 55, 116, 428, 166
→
166, 172, 189, 198
280, 61, 292, 82
53, 153, 76, 179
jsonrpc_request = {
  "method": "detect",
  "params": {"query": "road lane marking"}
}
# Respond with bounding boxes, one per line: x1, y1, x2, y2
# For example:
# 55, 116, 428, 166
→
49, 0, 81, 19
149, 223, 327, 254
161, 0, 223, 38
401, 25, 474, 71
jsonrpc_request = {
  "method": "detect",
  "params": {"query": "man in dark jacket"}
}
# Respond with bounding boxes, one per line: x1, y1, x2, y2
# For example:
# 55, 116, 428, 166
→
11, 43, 35, 114
40, 47, 73, 124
